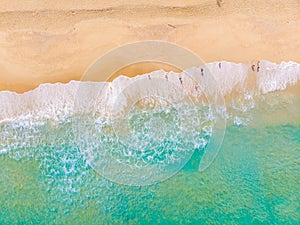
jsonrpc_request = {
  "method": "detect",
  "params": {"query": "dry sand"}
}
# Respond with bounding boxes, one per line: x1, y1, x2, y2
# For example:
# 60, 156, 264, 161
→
0, 0, 299, 93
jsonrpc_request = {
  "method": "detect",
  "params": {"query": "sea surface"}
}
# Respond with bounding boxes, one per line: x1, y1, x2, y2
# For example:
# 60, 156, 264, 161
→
0, 61, 299, 224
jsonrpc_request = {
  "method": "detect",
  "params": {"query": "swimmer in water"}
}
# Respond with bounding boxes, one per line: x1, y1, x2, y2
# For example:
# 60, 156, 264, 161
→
251, 64, 255, 72
165, 74, 168, 81
257, 61, 260, 72
148, 74, 151, 80
201, 68, 204, 76
179, 77, 183, 85
219, 62, 221, 69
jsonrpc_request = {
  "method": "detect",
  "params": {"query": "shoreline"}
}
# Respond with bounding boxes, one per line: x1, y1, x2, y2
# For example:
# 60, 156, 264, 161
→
0, 60, 298, 94
0, 61, 299, 127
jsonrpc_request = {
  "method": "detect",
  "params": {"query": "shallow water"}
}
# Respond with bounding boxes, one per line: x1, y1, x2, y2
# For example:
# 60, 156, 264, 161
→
1, 97, 299, 224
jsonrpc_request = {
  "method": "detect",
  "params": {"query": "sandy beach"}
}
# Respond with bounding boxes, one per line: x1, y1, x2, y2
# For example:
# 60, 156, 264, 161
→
0, 0, 299, 93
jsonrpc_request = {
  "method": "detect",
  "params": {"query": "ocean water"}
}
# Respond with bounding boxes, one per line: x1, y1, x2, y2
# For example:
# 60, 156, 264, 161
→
0, 61, 300, 224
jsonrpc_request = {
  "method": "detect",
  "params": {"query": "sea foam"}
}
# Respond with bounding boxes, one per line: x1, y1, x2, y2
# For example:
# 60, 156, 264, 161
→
0, 61, 299, 123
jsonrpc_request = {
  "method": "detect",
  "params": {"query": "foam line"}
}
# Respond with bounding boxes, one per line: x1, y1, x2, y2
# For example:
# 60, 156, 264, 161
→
0, 61, 299, 123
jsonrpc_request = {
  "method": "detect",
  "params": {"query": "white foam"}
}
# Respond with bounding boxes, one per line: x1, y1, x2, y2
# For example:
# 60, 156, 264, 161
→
0, 61, 299, 123
0, 148, 8, 155
258, 61, 300, 94
0, 81, 79, 123
206, 61, 249, 95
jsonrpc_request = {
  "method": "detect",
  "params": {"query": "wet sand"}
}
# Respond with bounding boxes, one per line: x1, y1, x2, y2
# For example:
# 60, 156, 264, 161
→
0, 0, 299, 93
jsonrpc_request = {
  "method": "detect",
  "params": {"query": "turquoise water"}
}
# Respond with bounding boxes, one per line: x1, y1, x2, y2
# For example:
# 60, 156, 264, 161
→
1, 98, 300, 224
